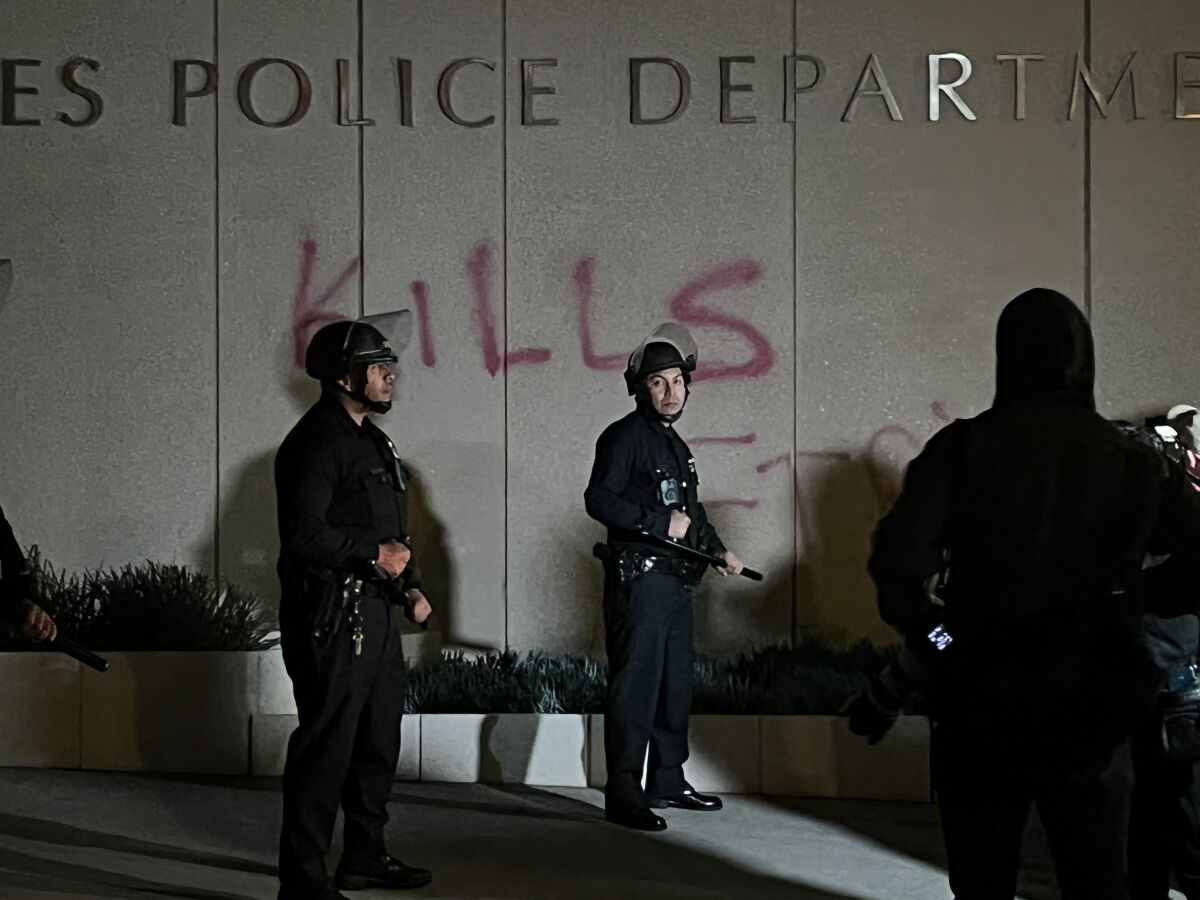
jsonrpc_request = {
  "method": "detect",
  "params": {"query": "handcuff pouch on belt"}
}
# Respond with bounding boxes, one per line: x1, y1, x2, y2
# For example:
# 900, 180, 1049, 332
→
592, 543, 705, 587
310, 571, 366, 656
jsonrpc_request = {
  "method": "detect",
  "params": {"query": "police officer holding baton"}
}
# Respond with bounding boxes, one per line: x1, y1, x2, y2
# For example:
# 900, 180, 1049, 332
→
585, 323, 746, 831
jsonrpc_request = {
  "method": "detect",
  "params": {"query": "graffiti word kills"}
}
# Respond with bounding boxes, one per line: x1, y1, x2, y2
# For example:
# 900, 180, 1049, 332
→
292, 239, 775, 381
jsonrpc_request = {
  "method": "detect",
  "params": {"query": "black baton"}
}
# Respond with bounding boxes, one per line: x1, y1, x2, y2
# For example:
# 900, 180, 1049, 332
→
637, 531, 764, 582
56, 636, 109, 672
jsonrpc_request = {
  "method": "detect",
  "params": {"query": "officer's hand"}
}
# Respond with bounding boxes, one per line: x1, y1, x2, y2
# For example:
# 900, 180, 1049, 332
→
407, 589, 433, 625
21, 603, 57, 643
376, 542, 411, 579
668, 510, 691, 540
718, 550, 744, 576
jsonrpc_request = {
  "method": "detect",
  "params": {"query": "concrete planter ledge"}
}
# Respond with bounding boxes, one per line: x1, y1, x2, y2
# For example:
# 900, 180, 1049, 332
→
250, 712, 929, 801
2, 641, 930, 801
0, 631, 441, 775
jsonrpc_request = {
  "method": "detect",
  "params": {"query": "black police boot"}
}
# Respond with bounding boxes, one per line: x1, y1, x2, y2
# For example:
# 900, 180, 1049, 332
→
334, 853, 432, 891
647, 783, 723, 812
605, 805, 668, 831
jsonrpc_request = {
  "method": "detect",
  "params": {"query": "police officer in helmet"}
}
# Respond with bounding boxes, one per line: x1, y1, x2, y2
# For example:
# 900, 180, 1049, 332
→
585, 323, 744, 832
275, 314, 431, 900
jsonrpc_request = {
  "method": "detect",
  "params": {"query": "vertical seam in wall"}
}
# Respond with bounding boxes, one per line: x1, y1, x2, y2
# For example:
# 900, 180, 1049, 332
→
502, 0, 510, 650
1084, 0, 1093, 320
213, 0, 221, 577
790, 0, 799, 645
358, 0, 366, 318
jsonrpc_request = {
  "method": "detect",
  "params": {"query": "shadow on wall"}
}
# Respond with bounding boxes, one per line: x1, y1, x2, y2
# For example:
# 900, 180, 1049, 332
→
795, 450, 907, 648
201, 451, 280, 616
730, 555, 796, 648
404, 463, 455, 641
197, 346, 323, 609
576, 542, 607, 659
285, 366, 321, 416
692, 503, 795, 656
478, 714, 545, 786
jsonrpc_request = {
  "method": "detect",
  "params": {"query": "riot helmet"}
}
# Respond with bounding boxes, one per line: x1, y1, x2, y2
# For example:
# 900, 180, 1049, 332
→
305, 310, 412, 414
624, 323, 698, 424
623, 323, 698, 396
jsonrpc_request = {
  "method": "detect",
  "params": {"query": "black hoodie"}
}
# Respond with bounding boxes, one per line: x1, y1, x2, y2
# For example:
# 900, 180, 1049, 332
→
869, 289, 1200, 741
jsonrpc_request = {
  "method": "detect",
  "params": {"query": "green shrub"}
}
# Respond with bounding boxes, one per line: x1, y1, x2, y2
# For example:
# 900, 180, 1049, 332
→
2, 549, 889, 715
405, 636, 893, 716
0, 548, 278, 652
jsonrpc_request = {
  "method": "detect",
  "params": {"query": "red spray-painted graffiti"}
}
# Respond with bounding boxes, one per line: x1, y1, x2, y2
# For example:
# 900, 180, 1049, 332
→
693, 401, 955, 516
466, 243, 552, 375
291, 238, 359, 368
574, 256, 626, 372
573, 254, 772, 381
755, 454, 791, 474
689, 433, 757, 447
290, 236, 952, 521
668, 260, 773, 381
409, 280, 436, 368
291, 238, 776, 382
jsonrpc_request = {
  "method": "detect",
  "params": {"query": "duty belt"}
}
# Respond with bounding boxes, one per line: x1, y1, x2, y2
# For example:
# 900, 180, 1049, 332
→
592, 543, 705, 586
282, 559, 384, 656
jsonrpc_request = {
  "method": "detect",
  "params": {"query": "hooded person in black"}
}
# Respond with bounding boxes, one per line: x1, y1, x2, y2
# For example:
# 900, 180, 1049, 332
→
867, 288, 1200, 900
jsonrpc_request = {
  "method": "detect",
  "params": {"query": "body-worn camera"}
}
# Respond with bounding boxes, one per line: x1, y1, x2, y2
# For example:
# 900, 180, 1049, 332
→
655, 468, 682, 507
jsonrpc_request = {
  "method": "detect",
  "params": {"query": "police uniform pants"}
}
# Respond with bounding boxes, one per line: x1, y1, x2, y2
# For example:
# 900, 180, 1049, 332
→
1129, 717, 1200, 900
932, 720, 1133, 900
602, 569, 693, 811
278, 591, 406, 896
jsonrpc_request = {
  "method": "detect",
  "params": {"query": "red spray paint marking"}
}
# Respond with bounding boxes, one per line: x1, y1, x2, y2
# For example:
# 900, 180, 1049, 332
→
707, 499, 761, 511
688, 434, 757, 447
794, 449, 854, 465
467, 243, 551, 376
668, 260, 773, 382
755, 454, 791, 474
291, 237, 358, 367
290, 239, 779, 381
931, 400, 951, 422
410, 281, 436, 368
575, 257, 626, 371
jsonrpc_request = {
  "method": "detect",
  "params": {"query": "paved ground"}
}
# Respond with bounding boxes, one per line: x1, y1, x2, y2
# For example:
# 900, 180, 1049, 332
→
0, 769, 1089, 899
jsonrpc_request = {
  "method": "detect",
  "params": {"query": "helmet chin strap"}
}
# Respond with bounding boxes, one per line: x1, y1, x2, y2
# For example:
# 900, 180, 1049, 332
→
335, 372, 393, 415
636, 386, 689, 424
